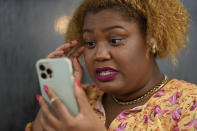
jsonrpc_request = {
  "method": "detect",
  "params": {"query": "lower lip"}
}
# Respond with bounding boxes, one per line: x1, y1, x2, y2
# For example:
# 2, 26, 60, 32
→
96, 72, 119, 82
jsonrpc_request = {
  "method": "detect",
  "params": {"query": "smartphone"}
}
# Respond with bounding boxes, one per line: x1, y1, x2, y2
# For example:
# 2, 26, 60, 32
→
36, 58, 79, 116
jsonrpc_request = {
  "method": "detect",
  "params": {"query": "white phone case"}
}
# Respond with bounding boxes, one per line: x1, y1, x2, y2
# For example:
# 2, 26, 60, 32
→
36, 58, 79, 116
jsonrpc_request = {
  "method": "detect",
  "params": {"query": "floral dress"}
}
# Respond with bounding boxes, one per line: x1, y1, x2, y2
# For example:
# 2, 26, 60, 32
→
84, 79, 197, 131
25, 79, 197, 131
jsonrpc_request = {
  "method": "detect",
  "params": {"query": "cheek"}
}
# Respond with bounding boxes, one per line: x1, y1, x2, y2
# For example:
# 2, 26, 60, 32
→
114, 45, 146, 65
112, 40, 148, 75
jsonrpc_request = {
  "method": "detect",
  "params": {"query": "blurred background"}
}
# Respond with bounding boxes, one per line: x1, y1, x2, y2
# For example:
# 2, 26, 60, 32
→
0, 0, 196, 130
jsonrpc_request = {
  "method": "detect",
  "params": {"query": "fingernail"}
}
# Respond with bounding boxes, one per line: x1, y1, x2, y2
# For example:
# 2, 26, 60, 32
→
43, 85, 49, 94
75, 77, 81, 88
36, 94, 40, 102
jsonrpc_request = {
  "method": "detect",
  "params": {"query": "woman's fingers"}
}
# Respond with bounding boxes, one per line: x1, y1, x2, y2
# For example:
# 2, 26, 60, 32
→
32, 109, 43, 131
70, 46, 85, 81
56, 40, 78, 54
69, 46, 85, 81
40, 112, 56, 131
69, 46, 85, 59
74, 77, 92, 114
72, 57, 83, 81
55, 43, 71, 52
38, 96, 60, 129
43, 85, 73, 121
46, 40, 79, 59
46, 50, 65, 58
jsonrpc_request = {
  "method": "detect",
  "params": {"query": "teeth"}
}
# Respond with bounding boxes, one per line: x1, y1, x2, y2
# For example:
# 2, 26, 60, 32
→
99, 71, 114, 76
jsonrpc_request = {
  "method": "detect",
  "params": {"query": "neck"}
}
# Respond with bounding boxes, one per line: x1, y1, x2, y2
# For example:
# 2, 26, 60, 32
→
113, 61, 164, 102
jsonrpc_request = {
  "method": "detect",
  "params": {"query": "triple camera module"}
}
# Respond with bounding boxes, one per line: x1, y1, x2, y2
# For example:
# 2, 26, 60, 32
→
39, 64, 53, 79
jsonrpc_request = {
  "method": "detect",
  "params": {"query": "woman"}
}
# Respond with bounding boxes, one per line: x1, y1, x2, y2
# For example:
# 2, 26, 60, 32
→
26, 0, 197, 130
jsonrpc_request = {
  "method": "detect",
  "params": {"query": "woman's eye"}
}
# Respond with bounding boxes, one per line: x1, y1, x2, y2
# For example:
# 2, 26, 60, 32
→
85, 41, 96, 48
109, 39, 122, 46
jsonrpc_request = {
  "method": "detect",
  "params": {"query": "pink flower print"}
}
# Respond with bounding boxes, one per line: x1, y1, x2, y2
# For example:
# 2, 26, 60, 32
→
184, 119, 197, 129
143, 115, 153, 123
168, 92, 181, 105
117, 113, 128, 121
190, 100, 197, 111
193, 120, 197, 129
154, 89, 165, 97
151, 105, 168, 119
115, 122, 128, 131
184, 120, 194, 128
171, 107, 182, 124
173, 126, 180, 131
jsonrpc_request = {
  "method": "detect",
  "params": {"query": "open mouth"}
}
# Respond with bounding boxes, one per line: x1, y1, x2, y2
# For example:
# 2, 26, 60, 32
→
96, 67, 119, 82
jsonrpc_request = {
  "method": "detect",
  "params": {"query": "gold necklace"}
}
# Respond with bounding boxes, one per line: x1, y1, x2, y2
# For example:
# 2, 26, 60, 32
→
112, 75, 168, 105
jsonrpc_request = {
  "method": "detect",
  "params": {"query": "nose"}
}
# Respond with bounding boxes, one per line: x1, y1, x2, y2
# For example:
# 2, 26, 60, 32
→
95, 42, 111, 61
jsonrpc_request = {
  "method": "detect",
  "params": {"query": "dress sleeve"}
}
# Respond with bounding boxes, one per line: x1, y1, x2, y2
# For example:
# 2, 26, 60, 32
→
176, 84, 197, 130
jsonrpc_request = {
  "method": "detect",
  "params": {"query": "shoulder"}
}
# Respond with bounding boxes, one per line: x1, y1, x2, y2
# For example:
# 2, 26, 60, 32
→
165, 79, 197, 90
148, 79, 197, 109
149, 79, 197, 102
144, 79, 197, 130
164, 79, 197, 101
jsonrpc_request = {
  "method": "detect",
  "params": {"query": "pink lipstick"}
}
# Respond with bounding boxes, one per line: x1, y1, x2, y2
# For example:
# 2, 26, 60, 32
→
96, 67, 119, 82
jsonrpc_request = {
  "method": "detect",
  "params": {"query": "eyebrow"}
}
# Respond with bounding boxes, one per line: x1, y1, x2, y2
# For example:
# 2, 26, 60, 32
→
82, 25, 128, 34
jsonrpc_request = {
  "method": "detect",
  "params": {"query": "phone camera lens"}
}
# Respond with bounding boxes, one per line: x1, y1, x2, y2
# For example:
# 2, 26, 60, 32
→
47, 69, 52, 74
41, 73, 47, 79
39, 65, 45, 71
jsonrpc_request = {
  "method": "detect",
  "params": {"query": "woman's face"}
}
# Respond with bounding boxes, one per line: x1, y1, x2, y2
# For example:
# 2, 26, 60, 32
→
83, 9, 153, 96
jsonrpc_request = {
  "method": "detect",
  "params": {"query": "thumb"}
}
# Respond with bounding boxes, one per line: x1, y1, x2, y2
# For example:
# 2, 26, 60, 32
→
72, 57, 83, 81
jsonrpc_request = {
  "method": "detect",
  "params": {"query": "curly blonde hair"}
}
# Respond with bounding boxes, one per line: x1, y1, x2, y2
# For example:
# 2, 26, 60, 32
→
65, 0, 190, 63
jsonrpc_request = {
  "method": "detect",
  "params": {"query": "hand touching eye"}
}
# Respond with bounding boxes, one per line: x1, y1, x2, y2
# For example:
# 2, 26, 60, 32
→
46, 40, 85, 81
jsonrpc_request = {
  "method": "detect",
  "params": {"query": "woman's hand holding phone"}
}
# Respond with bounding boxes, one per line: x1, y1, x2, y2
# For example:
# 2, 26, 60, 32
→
46, 40, 85, 81
36, 78, 107, 131
32, 40, 92, 131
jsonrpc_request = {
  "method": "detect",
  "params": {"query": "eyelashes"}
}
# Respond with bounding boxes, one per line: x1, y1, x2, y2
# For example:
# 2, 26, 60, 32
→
109, 39, 123, 46
85, 38, 124, 48
85, 41, 96, 48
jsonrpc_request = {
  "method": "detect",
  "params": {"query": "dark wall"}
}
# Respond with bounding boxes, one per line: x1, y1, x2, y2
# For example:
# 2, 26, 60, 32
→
0, 0, 196, 130
157, 0, 197, 83
0, 0, 81, 130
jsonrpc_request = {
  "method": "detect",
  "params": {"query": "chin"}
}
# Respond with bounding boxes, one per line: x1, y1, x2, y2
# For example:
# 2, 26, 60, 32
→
95, 79, 124, 94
